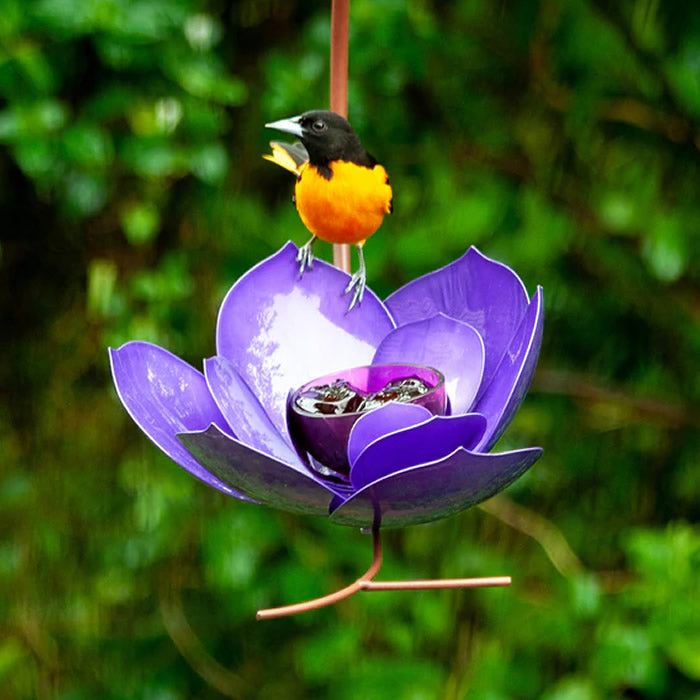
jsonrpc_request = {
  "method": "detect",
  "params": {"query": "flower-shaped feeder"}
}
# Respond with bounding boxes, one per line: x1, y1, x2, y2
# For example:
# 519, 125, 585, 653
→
109, 242, 543, 618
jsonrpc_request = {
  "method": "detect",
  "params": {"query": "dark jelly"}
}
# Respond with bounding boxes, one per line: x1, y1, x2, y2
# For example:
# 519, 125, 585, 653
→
294, 379, 364, 416
295, 376, 431, 416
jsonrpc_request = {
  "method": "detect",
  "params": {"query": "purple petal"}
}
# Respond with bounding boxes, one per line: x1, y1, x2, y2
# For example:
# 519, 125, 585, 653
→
178, 424, 338, 515
350, 413, 488, 491
385, 247, 529, 395
108, 342, 252, 500
372, 314, 485, 414
347, 402, 433, 467
330, 446, 542, 528
216, 242, 395, 440
473, 286, 544, 451
204, 356, 301, 465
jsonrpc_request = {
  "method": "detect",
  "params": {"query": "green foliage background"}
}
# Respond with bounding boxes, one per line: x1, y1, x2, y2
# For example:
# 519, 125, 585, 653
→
2, 0, 699, 697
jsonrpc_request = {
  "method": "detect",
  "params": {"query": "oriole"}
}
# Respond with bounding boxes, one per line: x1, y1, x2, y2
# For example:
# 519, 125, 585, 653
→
264, 110, 393, 310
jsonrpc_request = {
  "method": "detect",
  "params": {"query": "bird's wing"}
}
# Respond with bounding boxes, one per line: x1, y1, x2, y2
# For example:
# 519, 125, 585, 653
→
263, 141, 309, 177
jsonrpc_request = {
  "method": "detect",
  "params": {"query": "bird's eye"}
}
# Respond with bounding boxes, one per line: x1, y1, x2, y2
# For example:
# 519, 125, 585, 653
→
312, 119, 326, 132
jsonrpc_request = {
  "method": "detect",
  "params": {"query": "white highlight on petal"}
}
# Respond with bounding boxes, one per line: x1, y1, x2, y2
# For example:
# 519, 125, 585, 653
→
241, 285, 378, 435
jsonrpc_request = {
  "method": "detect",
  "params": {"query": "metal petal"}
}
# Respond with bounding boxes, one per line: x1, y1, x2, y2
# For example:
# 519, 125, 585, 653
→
372, 313, 485, 415
108, 342, 252, 501
216, 242, 395, 441
385, 247, 529, 397
203, 356, 302, 465
349, 413, 488, 491
178, 424, 338, 516
473, 286, 544, 450
346, 402, 433, 467
330, 446, 543, 528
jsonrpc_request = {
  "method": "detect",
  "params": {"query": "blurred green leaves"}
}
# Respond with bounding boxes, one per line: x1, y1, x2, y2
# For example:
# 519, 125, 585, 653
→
0, 0, 245, 243
120, 201, 160, 245
625, 525, 700, 682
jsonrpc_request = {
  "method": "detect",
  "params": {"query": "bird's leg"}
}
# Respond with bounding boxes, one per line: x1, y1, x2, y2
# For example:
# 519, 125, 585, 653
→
344, 243, 366, 312
296, 235, 317, 277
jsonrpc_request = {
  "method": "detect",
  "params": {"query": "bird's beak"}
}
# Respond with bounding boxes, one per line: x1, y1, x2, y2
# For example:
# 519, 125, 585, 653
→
265, 116, 304, 138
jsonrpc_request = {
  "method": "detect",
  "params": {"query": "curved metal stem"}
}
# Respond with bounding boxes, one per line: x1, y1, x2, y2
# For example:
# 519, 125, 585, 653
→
256, 526, 382, 620
256, 528, 511, 620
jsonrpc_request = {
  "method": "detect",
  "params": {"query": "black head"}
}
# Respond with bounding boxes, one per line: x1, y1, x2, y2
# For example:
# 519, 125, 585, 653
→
266, 110, 374, 169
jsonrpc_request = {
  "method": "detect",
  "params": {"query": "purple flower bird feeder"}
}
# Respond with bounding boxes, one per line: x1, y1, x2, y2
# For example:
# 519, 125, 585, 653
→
109, 242, 543, 617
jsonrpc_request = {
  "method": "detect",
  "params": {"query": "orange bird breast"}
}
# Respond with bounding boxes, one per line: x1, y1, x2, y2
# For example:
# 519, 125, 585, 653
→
294, 160, 393, 245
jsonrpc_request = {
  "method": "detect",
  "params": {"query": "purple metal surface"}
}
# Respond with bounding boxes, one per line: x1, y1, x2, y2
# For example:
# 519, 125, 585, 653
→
178, 424, 337, 515
385, 246, 529, 398
372, 313, 485, 414
330, 446, 542, 528
215, 242, 395, 441
204, 355, 300, 464
109, 342, 253, 501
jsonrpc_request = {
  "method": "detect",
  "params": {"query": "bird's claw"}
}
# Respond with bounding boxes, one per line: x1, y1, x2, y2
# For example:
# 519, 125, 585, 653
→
344, 271, 366, 312
296, 242, 314, 277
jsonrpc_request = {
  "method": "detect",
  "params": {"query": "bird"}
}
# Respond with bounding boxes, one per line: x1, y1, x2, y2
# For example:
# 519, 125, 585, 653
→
264, 110, 393, 311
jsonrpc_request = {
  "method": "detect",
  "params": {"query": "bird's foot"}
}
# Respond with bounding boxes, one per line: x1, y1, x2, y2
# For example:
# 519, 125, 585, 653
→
344, 269, 366, 312
296, 238, 316, 277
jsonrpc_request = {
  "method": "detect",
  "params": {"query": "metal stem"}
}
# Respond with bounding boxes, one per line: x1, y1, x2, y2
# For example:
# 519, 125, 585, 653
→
256, 528, 511, 620
256, 526, 382, 620
329, 0, 352, 273
329, 0, 349, 119
361, 577, 512, 591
